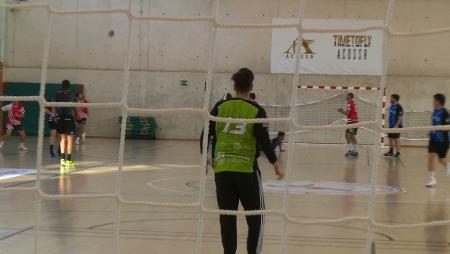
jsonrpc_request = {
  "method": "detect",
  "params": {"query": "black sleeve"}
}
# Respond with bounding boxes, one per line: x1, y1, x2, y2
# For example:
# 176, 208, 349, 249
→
397, 105, 403, 116
200, 101, 220, 154
442, 109, 450, 125
254, 106, 278, 164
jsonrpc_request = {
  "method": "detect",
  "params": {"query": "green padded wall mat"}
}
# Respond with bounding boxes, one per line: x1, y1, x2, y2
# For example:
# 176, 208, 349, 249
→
119, 116, 156, 139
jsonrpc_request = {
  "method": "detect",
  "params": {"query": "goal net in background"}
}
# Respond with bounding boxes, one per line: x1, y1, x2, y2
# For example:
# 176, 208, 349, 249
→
264, 86, 433, 146
264, 85, 380, 145
401, 111, 432, 142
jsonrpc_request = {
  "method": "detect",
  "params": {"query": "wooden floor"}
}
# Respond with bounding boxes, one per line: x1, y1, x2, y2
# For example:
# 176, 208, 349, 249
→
0, 137, 450, 254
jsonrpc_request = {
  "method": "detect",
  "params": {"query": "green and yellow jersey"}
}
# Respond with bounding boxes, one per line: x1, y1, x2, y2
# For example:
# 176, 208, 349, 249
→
202, 98, 277, 174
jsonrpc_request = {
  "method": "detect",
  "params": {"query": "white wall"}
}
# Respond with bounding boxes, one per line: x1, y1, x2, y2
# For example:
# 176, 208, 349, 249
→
3, 0, 450, 139
0, 7, 6, 62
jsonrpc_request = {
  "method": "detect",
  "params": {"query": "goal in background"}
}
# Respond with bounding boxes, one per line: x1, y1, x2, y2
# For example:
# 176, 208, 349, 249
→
264, 85, 380, 145
264, 85, 432, 146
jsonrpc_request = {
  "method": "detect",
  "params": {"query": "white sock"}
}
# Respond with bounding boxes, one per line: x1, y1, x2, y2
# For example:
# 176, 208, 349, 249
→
353, 145, 358, 152
429, 171, 436, 179
348, 144, 353, 151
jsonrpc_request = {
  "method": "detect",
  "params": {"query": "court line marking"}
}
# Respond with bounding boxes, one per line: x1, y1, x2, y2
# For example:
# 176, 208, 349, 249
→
4, 224, 448, 252
147, 176, 404, 197
86, 218, 395, 242
1, 143, 168, 189
146, 176, 450, 205
10, 222, 450, 249
0, 226, 34, 241
1, 142, 446, 250
0, 168, 37, 181
1, 161, 116, 189
2, 210, 448, 249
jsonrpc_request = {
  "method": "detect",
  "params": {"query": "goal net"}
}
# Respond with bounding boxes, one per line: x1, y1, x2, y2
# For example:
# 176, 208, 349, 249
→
264, 86, 380, 145
401, 111, 432, 142
264, 88, 433, 146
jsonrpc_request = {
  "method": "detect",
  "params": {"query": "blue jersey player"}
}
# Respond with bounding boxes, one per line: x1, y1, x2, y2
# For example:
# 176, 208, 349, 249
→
426, 94, 450, 187
272, 131, 286, 152
384, 94, 403, 158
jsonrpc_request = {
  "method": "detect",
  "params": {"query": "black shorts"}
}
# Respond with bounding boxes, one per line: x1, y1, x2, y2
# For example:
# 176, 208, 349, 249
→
76, 118, 87, 125
48, 120, 57, 130
345, 128, 358, 135
215, 168, 264, 254
388, 133, 400, 139
56, 115, 76, 135
428, 140, 449, 159
6, 124, 24, 132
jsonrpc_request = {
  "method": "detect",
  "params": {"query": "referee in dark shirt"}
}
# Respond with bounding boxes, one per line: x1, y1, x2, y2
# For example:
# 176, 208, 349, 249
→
52, 80, 79, 167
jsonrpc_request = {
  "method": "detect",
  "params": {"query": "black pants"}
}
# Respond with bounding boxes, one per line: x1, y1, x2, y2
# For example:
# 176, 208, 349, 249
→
215, 167, 264, 254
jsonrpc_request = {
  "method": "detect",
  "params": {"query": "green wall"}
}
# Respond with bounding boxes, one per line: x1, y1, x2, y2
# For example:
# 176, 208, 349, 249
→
2, 83, 78, 136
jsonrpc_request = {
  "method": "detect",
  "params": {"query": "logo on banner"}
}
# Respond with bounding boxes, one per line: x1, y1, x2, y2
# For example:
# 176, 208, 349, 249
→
334, 35, 372, 60
271, 18, 383, 75
284, 37, 315, 59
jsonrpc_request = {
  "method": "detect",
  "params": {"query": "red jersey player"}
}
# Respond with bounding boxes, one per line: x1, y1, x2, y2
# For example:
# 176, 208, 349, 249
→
75, 92, 89, 145
0, 101, 28, 151
338, 93, 359, 158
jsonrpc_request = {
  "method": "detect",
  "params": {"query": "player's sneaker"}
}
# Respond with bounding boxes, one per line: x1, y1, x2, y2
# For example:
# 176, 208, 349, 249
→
384, 151, 394, 156
17, 145, 29, 151
75, 138, 81, 145
351, 151, 359, 158
394, 152, 400, 158
426, 178, 437, 188
344, 151, 352, 158
0, 141, 4, 149
60, 159, 66, 166
65, 160, 75, 167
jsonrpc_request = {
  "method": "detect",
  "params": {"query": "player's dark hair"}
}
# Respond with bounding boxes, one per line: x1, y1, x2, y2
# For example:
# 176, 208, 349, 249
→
278, 131, 286, 137
434, 93, 446, 106
238, 67, 254, 82
347, 92, 354, 99
232, 68, 253, 93
249, 92, 256, 100
62, 80, 71, 91
391, 94, 400, 101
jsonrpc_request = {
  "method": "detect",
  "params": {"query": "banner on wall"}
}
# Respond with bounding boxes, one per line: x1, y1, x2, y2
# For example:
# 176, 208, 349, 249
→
271, 18, 384, 75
